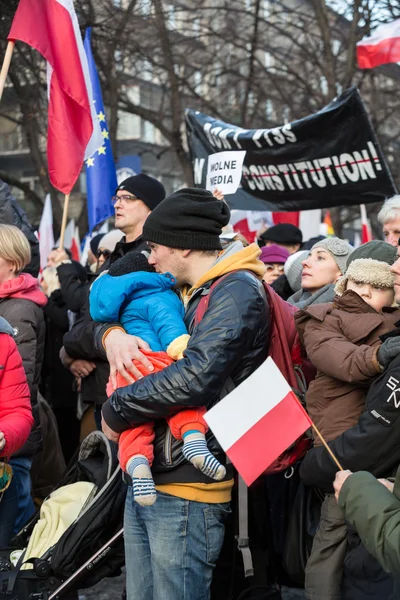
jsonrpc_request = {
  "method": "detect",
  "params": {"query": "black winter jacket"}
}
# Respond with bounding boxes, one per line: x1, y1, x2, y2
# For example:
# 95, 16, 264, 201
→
0, 297, 45, 456
0, 180, 40, 278
42, 290, 77, 409
101, 270, 270, 485
300, 351, 400, 492
56, 261, 88, 315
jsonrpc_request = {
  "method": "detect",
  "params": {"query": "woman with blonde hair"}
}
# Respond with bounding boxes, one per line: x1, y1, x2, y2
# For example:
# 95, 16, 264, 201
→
0, 224, 47, 542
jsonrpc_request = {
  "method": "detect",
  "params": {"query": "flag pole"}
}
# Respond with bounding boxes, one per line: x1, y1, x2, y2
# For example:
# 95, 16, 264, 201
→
0, 41, 15, 102
59, 194, 70, 250
311, 422, 344, 471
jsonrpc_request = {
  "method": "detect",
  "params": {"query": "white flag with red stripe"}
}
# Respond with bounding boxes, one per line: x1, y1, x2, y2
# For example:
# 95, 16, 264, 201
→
8, 0, 102, 194
38, 194, 55, 271
204, 358, 312, 486
357, 19, 400, 69
360, 204, 373, 244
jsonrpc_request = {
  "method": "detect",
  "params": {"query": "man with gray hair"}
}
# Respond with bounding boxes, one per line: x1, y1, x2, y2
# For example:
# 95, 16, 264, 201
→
378, 195, 400, 246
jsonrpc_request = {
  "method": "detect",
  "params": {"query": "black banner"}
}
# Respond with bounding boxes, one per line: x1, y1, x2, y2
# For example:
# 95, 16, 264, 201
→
185, 87, 397, 212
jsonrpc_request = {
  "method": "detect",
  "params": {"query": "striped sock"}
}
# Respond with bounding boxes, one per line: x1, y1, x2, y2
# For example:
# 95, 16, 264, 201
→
182, 430, 226, 481
126, 455, 157, 506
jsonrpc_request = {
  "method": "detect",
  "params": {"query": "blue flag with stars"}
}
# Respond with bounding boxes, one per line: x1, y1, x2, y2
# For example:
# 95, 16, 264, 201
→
84, 28, 117, 232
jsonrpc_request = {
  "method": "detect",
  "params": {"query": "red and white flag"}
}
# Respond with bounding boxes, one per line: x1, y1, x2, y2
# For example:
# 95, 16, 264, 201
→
357, 19, 400, 69
38, 194, 55, 271
360, 204, 373, 244
71, 225, 81, 262
204, 358, 312, 486
8, 0, 102, 194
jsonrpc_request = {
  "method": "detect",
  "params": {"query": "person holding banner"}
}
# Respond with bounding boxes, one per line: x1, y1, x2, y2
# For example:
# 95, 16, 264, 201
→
99, 188, 269, 600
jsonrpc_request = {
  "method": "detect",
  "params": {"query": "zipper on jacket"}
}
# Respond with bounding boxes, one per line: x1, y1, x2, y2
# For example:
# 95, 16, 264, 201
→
164, 429, 172, 465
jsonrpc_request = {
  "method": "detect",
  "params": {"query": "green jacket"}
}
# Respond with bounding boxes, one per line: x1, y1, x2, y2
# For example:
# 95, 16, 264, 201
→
339, 466, 400, 577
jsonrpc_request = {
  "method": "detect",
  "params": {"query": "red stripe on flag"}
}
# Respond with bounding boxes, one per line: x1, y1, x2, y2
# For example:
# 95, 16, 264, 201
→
226, 391, 311, 486
8, 0, 93, 193
357, 39, 400, 69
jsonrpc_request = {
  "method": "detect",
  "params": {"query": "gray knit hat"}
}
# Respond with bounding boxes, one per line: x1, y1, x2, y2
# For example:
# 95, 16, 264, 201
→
311, 237, 354, 275
284, 250, 308, 293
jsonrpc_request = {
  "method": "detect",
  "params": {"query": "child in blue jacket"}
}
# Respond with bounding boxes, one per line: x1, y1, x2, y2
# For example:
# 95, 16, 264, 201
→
90, 252, 225, 505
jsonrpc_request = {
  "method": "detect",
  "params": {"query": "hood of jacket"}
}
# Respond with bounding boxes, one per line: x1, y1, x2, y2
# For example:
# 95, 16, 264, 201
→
182, 242, 265, 304
0, 316, 14, 336
0, 273, 47, 306
105, 270, 176, 301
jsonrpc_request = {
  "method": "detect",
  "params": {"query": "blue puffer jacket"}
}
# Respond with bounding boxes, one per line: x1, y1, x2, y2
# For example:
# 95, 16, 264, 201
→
89, 271, 187, 352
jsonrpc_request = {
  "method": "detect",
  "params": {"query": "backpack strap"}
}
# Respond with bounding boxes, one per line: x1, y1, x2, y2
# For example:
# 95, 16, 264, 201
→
237, 474, 254, 578
193, 271, 256, 579
193, 273, 233, 327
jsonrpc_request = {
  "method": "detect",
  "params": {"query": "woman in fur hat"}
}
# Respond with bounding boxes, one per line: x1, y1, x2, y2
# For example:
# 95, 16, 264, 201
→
295, 240, 400, 600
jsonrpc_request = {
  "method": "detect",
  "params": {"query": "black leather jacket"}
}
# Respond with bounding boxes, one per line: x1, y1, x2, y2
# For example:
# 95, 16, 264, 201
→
101, 270, 270, 484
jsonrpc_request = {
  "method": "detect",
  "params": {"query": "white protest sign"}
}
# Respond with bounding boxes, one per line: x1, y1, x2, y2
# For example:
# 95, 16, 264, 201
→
206, 151, 246, 195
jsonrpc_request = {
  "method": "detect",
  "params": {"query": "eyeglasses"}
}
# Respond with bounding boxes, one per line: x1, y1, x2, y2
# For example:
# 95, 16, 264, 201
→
97, 249, 111, 259
111, 194, 138, 206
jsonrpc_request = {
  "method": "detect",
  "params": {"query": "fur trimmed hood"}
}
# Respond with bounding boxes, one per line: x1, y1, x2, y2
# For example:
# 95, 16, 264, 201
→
335, 258, 395, 297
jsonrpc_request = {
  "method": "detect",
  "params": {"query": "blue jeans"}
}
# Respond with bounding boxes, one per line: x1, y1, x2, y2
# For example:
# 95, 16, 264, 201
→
124, 488, 230, 600
0, 473, 18, 547
9, 456, 35, 534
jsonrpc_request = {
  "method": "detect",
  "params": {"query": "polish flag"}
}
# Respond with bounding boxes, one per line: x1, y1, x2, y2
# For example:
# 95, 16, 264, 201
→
38, 194, 55, 271
204, 358, 312, 486
357, 19, 400, 69
360, 204, 373, 244
71, 225, 81, 262
8, 0, 102, 194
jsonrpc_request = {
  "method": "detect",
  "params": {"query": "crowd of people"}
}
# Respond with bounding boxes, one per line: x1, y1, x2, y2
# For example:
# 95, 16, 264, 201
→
2, 174, 400, 599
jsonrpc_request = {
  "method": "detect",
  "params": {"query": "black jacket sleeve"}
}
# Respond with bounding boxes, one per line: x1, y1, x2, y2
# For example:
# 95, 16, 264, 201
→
57, 262, 88, 313
43, 290, 69, 330
63, 290, 119, 361
102, 274, 269, 433
300, 353, 400, 491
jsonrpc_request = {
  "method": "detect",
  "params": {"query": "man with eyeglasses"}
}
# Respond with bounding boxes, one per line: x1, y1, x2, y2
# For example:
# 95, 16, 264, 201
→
60, 174, 165, 431
106, 174, 166, 266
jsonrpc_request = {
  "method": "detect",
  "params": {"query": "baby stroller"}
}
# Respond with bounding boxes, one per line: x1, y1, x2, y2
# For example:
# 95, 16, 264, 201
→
0, 431, 127, 599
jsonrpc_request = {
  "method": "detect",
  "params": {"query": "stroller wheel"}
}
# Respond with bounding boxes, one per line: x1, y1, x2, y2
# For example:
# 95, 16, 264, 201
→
33, 559, 52, 578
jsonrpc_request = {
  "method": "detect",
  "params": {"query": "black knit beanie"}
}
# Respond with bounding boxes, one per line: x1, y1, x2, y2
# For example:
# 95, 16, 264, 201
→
143, 188, 231, 250
108, 252, 155, 277
116, 174, 166, 211
90, 233, 105, 256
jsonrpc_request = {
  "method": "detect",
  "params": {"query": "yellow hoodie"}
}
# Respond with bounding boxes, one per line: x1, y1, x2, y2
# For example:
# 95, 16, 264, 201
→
182, 242, 265, 306
157, 242, 266, 504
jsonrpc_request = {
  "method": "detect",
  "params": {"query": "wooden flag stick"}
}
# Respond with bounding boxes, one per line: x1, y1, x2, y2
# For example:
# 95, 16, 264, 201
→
0, 41, 15, 102
59, 194, 70, 250
311, 422, 344, 471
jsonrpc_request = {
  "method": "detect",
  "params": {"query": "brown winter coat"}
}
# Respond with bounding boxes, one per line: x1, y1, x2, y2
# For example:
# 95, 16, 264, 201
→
295, 290, 400, 444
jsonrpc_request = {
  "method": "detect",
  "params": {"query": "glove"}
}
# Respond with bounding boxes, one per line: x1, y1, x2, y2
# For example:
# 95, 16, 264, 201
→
377, 337, 400, 368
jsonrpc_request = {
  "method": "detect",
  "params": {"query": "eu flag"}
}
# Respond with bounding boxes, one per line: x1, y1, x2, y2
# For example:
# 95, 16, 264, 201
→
84, 28, 117, 232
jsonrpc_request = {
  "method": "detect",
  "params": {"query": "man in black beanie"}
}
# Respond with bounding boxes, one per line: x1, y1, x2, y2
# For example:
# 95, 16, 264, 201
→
99, 188, 270, 600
